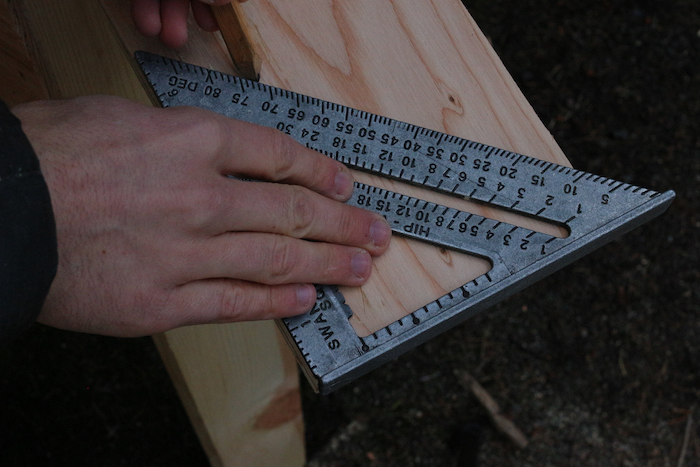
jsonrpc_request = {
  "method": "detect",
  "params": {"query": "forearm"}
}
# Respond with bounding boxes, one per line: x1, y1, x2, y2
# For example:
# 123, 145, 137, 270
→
0, 100, 57, 344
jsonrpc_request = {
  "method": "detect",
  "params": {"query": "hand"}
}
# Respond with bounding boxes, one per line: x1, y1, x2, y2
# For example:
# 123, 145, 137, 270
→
13, 96, 391, 337
131, 0, 229, 49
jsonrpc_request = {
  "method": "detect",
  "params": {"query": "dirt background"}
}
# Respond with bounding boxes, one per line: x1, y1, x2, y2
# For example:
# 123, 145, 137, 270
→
1, 0, 698, 465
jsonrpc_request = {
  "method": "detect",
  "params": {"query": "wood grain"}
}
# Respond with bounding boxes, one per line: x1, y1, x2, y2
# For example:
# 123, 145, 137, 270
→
0, 0, 48, 105
14, 1, 305, 465
100, 0, 570, 338
11, 0, 573, 461
154, 322, 304, 466
227, 0, 571, 337
211, 2, 260, 80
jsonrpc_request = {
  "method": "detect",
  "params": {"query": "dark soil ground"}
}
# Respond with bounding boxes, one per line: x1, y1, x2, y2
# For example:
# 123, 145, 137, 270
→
2, 1, 698, 466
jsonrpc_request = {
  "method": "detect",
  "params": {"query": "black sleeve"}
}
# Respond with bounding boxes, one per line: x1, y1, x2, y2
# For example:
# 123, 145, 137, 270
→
0, 100, 58, 345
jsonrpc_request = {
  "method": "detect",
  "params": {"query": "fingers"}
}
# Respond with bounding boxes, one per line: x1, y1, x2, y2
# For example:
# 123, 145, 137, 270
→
131, 0, 191, 46
158, 0, 191, 48
174, 279, 317, 325
191, 1, 219, 32
131, 0, 162, 37
132, 0, 230, 46
206, 180, 391, 254
181, 232, 374, 286
160, 106, 355, 202
210, 115, 357, 201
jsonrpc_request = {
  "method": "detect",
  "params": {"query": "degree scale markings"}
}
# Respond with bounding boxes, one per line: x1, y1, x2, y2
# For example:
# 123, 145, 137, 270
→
145, 51, 657, 229
136, 51, 675, 394
349, 182, 559, 273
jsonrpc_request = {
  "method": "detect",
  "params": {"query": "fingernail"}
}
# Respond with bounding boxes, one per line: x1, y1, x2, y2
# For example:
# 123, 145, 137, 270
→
296, 284, 315, 309
334, 170, 354, 198
370, 218, 392, 248
351, 250, 371, 280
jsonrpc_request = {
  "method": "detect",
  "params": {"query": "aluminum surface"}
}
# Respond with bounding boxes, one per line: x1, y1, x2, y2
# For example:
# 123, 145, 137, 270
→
136, 51, 674, 393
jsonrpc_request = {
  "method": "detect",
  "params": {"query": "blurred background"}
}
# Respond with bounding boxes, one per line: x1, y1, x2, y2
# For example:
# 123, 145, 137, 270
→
1, 1, 697, 465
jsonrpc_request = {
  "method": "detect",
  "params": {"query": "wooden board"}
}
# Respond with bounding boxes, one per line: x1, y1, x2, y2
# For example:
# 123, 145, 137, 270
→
0, 0, 48, 105
11, 1, 305, 466
231, 1, 571, 337
211, 3, 260, 80
11, 0, 573, 463
153, 323, 304, 466
100, 0, 570, 338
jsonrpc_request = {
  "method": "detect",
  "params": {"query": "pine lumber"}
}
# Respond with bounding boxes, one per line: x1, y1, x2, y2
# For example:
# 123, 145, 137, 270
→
11, 0, 574, 462
229, 0, 571, 337
100, 0, 570, 339
11, 1, 305, 466
211, 2, 260, 81
0, 0, 48, 105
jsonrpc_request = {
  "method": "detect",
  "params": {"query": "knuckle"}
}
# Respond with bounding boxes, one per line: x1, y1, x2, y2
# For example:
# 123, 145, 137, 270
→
336, 206, 363, 244
309, 153, 331, 187
269, 130, 298, 179
267, 237, 300, 283
197, 112, 226, 147
170, 106, 224, 146
217, 284, 250, 320
128, 287, 172, 334
211, 114, 233, 155
171, 186, 223, 233
201, 186, 227, 225
286, 187, 315, 237
217, 284, 286, 322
